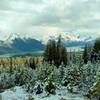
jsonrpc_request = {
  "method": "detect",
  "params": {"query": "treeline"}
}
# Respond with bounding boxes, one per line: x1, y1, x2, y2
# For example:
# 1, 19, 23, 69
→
0, 35, 100, 68
83, 37, 100, 64
44, 35, 100, 66
44, 35, 68, 67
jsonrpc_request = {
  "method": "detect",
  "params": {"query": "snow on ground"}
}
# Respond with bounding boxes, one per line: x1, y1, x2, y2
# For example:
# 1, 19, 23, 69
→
0, 86, 89, 100
0, 86, 29, 100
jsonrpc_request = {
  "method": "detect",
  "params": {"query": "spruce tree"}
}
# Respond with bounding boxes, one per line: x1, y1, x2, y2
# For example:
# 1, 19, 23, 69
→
94, 37, 100, 53
44, 40, 56, 64
29, 58, 36, 70
44, 35, 68, 67
55, 35, 62, 66
10, 57, 13, 74
83, 44, 88, 64
90, 37, 100, 62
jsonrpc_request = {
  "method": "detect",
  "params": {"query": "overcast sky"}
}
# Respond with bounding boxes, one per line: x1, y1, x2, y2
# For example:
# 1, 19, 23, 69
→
0, 0, 100, 40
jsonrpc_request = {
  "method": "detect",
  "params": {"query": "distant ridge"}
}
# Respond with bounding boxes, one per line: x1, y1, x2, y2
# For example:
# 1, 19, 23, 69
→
42, 33, 95, 47
0, 33, 95, 56
0, 34, 45, 55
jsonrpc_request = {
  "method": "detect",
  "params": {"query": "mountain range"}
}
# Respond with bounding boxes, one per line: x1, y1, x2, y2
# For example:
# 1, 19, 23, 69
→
0, 34, 45, 56
42, 33, 95, 47
0, 33, 95, 56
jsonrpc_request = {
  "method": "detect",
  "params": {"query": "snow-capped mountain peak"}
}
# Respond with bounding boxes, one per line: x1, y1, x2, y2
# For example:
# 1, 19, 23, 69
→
3, 33, 27, 47
62, 33, 81, 41
42, 33, 84, 44
5, 33, 22, 43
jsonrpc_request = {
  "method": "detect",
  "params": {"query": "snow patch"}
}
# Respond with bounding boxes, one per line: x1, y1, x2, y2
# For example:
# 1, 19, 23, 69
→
0, 86, 88, 100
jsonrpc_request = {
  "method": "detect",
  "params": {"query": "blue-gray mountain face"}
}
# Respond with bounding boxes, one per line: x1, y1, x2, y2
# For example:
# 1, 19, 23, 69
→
65, 40, 95, 47
0, 38, 45, 55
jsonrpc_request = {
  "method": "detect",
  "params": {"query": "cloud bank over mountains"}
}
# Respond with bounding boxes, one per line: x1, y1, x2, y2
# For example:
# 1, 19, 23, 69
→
0, 0, 100, 40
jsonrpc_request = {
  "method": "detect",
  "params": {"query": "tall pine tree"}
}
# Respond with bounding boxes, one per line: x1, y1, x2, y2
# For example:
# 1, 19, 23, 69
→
94, 37, 100, 53
44, 35, 68, 67
83, 44, 88, 64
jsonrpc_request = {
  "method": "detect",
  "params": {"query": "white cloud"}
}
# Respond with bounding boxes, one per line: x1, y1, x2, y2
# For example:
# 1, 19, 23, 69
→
0, 0, 100, 40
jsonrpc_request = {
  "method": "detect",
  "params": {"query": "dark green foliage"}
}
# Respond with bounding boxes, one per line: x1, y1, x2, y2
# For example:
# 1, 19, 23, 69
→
45, 81, 56, 94
44, 35, 68, 67
28, 58, 36, 70
94, 37, 100, 53
90, 38, 100, 62
92, 81, 100, 96
83, 45, 88, 64
90, 70, 100, 99
36, 84, 43, 94
44, 40, 56, 64
9, 57, 13, 74
66, 67, 81, 87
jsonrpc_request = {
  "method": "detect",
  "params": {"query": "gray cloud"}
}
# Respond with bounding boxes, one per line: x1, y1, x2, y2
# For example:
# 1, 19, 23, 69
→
0, 0, 100, 40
